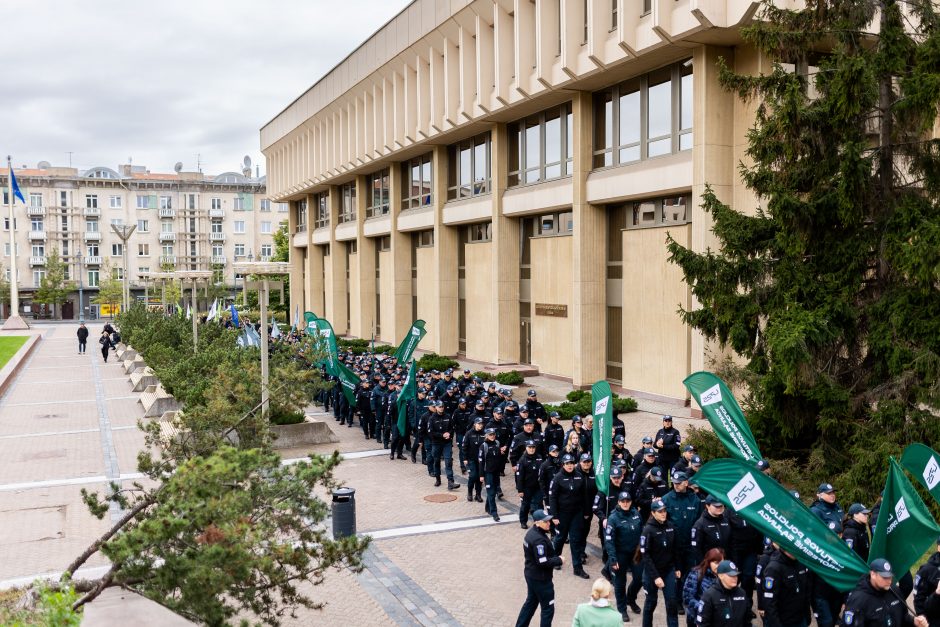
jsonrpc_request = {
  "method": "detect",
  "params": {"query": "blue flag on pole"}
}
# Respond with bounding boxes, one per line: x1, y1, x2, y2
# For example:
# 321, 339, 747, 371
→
8, 166, 25, 205
229, 303, 240, 328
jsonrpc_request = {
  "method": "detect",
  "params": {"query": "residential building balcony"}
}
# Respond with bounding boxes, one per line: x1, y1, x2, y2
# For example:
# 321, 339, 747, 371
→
29, 256, 45, 266
159, 208, 175, 218
209, 208, 224, 218
260, 255, 272, 262
82, 206, 100, 216
84, 231, 101, 241
159, 232, 176, 242
210, 256, 226, 265
27, 206, 45, 216
159, 255, 176, 265
209, 232, 225, 242
85, 256, 102, 265
28, 230, 46, 240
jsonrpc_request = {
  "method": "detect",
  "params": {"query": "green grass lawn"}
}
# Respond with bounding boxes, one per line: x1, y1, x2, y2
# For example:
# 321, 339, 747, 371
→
0, 336, 29, 370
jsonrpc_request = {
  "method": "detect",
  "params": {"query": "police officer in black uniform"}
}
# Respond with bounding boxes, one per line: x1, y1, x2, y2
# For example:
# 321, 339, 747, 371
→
604, 491, 644, 622
515, 440, 545, 529
691, 495, 731, 564
640, 499, 681, 627
511, 418, 544, 467
462, 417, 486, 502
479, 427, 504, 521
655, 415, 682, 484
840, 558, 928, 627
697, 560, 751, 627
515, 509, 564, 627
761, 547, 812, 627
543, 411, 565, 451
549, 453, 591, 579
842, 503, 872, 562
428, 400, 459, 490
538, 445, 562, 508
914, 538, 940, 625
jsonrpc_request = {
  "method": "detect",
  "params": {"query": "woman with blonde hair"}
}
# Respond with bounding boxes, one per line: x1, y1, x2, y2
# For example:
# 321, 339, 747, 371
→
563, 430, 583, 458
571, 578, 623, 626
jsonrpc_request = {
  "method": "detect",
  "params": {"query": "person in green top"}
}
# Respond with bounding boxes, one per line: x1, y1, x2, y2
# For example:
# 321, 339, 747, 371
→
571, 578, 623, 627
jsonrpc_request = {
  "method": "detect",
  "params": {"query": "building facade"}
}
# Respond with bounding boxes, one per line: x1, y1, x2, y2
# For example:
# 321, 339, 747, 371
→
1, 162, 285, 319
261, 0, 777, 404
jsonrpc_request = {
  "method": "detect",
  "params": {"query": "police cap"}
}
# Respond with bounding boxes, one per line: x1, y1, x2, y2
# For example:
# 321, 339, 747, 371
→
562, 454, 576, 464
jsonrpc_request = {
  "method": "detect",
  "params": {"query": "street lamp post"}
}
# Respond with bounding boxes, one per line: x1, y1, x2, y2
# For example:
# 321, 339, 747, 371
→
110, 224, 136, 313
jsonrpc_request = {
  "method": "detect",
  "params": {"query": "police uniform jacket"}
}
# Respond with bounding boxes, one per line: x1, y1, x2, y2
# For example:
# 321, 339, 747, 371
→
727, 511, 764, 563
407, 397, 430, 430
523, 525, 563, 581
515, 452, 544, 493
761, 552, 811, 627
543, 423, 565, 451
355, 386, 373, 414
539, 456, 562, 499
691, 511, 732, 562
755, 546, 777, 614
640, 517, 678, 580
662, 489, 702, 549
471, 407, 492, 422
580, 467, 598, 516
593, 479, 628, 522
697, 583, 751, 627
461, 427, 486, 464
525, 399, 547, 424
510, 431, 544, 466
370, 385, 389, 416
810, 500, 845, 534
841, 574, 916, 627
478, 438, 503, 474
672, 457, 693, 477
611, 444, 629, 465
441, 390, 460, 414
603, 506, 643, 566
451, 405, 472, 435
842, 518, 871, 563
612, 415, 626, 440
633, 459, 660, 481
635, 478, 668, 522
485, 418, 513, 452
428, 412, 454, 444
548, 468, 589, 516
655, 426, 682, 462
914, 551, 940, 621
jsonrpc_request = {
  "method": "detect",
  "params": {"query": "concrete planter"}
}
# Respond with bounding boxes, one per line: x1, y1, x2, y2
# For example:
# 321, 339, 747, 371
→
271, 418, 338, 449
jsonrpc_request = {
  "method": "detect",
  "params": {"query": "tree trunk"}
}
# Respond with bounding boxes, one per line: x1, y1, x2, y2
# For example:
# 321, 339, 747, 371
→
64, 498, 151, 578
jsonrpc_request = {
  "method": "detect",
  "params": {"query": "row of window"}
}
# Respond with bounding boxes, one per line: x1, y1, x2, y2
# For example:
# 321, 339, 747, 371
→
5, 217, 276, 234
12, 242, 272, 258
18, 191, 283, 212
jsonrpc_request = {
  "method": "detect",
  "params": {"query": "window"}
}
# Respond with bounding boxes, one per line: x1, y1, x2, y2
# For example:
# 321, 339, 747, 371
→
87, 270, 99, 287
4, 243, 18, 256
536, 211, 574, 236
110, 218, 124, 226
593, 59, 693, 168
260, 199, 271, 212
212, 244, 223, 257
276, 202, 288, 213
508, 103, 574, 186
260, 244, 272, 258
139, 267, 150, 274
339, 183, 356, 223
211, 197, 222, 210
113, 267, 124, 280
161, 221, 173, 233
85, 195, 98, 209
616, 194, 691, 229
261, 221, 272, 234
29, 193, 42, 208
161, 244, 174, 256
136, 194, 152, 209
87, 244, 99, 256
234, 244, 246, 257
111, 243, 123, 256
33, 270, 45, 287
138, 243, 149, 256
447, 133, 491, 200
401, 153, 433, 210
137, 219, 149, 233
211, 220, 222, 233
59, 191, 68, 207
30, 217, 43, 232
31, 244, 45, 258
159, 195, 172, 209
3, 218, 16, 230
313, 193, 329, 228
186, 193, 196, 210
295, 199, 307, 232
234, 196, 245, 210
376, 235, 391, 252
234, 221, 246, 234
463, 222, 492, 243
611, 0, 618, 29
109, 195, 122, 209
642, 0, 651, 13
86, 219, 98, 232
366, 169, 390, 217
414, 229, 434, 248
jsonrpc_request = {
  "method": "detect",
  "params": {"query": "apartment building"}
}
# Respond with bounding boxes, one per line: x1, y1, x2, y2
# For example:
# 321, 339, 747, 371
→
1, 161, 285, 319
261, 0, 780, 404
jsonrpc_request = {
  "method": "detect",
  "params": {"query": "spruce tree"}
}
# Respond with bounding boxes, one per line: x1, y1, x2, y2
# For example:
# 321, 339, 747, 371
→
668, 0, 940, 496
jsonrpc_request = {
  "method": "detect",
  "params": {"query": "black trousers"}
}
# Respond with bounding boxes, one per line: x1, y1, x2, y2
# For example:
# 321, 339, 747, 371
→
515, 576, 555, 627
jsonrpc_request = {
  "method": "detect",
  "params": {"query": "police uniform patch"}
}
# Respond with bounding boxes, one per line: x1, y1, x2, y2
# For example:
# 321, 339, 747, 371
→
828, 522, 836, 530
845, 539, 854, 548
843, 610, 854, 625
914, 575, 921, 587
764, 577, 774, 590
640, 536, 646, 546
537, 544, 545, 556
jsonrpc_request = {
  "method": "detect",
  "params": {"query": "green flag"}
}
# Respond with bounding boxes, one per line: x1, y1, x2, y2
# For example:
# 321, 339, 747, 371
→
396, 360, 417, 438
900, 443, 940, 503
393, 319, 427, 364
591, 381, 614, 496
691, 458, 868, 592
303, 311, 318, 335
870, 457, 940, 578
683, 371, 762, 464
313, 318, 357, 405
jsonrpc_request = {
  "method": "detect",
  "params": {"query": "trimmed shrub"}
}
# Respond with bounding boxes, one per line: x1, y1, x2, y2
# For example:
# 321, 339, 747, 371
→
548, 395, 638, 421
416, 352, 460, 371
473, 371, 495, 382
269, 410, 306, 426
566, 390, 589, 402
495, 370, 524, 385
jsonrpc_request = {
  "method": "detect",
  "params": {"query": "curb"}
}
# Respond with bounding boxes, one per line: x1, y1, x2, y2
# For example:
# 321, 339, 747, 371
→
0, 334, 41, 400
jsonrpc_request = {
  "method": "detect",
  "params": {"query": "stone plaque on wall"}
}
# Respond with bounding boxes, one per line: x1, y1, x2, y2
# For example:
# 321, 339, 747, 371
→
535, 303, 568, 318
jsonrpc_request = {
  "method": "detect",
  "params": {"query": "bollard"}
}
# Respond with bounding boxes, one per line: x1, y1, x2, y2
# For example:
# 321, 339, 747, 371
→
331, 487, 356, 539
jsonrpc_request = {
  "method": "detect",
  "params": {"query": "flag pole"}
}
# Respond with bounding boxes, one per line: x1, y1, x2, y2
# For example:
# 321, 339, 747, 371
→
3, 157, 27, 330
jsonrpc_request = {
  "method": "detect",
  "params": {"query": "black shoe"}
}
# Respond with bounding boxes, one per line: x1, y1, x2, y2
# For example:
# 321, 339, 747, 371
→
474, 495, 483, 503
497, 493, 504, 500
520, 522, 528, 529
554, 564, 562, 570
467, 494, 473, 502
434, 477, 441, 487
621, 612, 631, 623
447, 481, 459, 491
601, 566, 611, 581
389, 453, 394, 460
493, 514, 500, 522
628, 602, 641, 615
678, 606, 685, 615
396, 454, 406, 460
410, 455, 416, 463
573, 567, 590, 579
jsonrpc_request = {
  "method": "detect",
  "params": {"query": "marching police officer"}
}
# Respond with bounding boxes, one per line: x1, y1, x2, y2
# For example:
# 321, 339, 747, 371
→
697, 560, 751, 627
538, 445, 562, 509
515, 440, 545, 529
515, 509, 564, 627
811, 483, 845, 627
640, 499, 681, 627
428, 400, 459, 490
636, 466, 669, 523
914, 538, 940, 624
462, 417, 486, 502
548, 453, 591, 579
655, 416, 682, 483
663, 472, 702, 605
842, 503, 872, 562
511, 418, 544, 467
543, 411, 565, 451
479, 427, 504, 521
691, 496, 731, 564
761, 547, 812, 627
840, 558, 928, 627
604, 491, 644, 622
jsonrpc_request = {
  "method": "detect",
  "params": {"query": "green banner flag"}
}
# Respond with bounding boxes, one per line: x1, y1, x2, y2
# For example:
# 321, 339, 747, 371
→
313, 318, 357, 405
393, 319, 427, 364
691, 458, 868, 592
683, 371, 762, 464
870, 457, 940, 578
303, 311, 318, 336
591, 381, 614, 496
900, 443, 940, 503
396, 360, 417, 438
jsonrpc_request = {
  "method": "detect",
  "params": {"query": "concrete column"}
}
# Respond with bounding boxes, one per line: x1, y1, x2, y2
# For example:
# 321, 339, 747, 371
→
306, 225, 325, 315
289, 195, 309, 317
491, 123, 520, 364
355, 175, 376, 339
388, 162, 412, 343
690, 45, 736, 376
571, 91, 606, 387
327, 185, 347, 333
432, 145, 459, 356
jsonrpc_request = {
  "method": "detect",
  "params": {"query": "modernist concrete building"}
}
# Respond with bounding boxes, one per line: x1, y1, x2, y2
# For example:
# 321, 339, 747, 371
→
261, 0, 777, 404
1, 161, 284, 319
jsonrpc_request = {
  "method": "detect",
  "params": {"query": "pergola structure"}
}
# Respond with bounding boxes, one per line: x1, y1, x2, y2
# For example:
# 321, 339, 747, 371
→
140, 270, 214, 352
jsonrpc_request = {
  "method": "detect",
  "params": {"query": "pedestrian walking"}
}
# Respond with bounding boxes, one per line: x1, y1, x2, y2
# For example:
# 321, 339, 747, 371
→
603, 491, 644, 622
640, 499, 681, 627
99, 330, 112, 362
840, 559, 929, 627
515, 509, 563, 627
571, 578, 623, 627
695, 560, 751, 627
77, 322, 89, 354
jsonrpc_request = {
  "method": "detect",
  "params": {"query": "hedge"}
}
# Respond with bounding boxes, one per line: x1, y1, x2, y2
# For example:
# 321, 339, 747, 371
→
416, 352, 460, 371
495, 370, 524, 385
547, 394, 638, 421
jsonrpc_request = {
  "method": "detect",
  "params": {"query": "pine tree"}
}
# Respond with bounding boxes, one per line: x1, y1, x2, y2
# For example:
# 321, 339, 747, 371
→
668, 0, 940, 496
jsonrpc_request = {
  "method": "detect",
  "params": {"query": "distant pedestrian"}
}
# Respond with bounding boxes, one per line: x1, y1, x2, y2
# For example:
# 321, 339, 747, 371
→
77, 322, 88, 354
571, 578, 623, 627
99, 330, 112, 362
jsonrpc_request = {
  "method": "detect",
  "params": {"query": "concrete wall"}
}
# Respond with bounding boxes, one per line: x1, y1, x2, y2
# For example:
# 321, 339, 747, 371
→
378, 249, 393, 343
415, 246, 438, 352
529, 235, 574, 378
463, 241, 495, 362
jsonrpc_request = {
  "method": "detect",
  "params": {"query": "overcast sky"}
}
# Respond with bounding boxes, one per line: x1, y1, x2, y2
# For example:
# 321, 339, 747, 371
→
1, 1, 410, 176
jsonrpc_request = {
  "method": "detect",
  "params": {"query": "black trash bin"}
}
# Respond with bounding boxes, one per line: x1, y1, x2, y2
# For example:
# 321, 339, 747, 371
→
331, 487, 356, 538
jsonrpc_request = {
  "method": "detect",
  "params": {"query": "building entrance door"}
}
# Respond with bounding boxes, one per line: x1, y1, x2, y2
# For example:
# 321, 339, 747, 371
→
61, 301, 74, 320
520, 318, 531, 365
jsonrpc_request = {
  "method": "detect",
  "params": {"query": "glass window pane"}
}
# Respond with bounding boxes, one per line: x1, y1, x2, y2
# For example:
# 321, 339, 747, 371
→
619, 146, 640, 163
648, 137, 671, 157
545, 114, 561, 165
619, 89, 640, 146
681, 70, 693, 131
422, 160, 432, 204
567, 108, 574, 161
594, 93, 612, 152
680, 133, 693, 151
460, 145, 472, 196
525, 121, 540, 170
647, 76, 672, 140
474, 140, 487, 190
545, 164, 561, 179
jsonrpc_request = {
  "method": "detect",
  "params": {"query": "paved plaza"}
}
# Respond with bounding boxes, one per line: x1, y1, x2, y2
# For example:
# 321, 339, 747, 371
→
0, 322, 700, 625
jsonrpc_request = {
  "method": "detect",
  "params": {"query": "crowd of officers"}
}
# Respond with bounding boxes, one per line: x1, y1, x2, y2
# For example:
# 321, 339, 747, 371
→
318, 355, 940, 627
